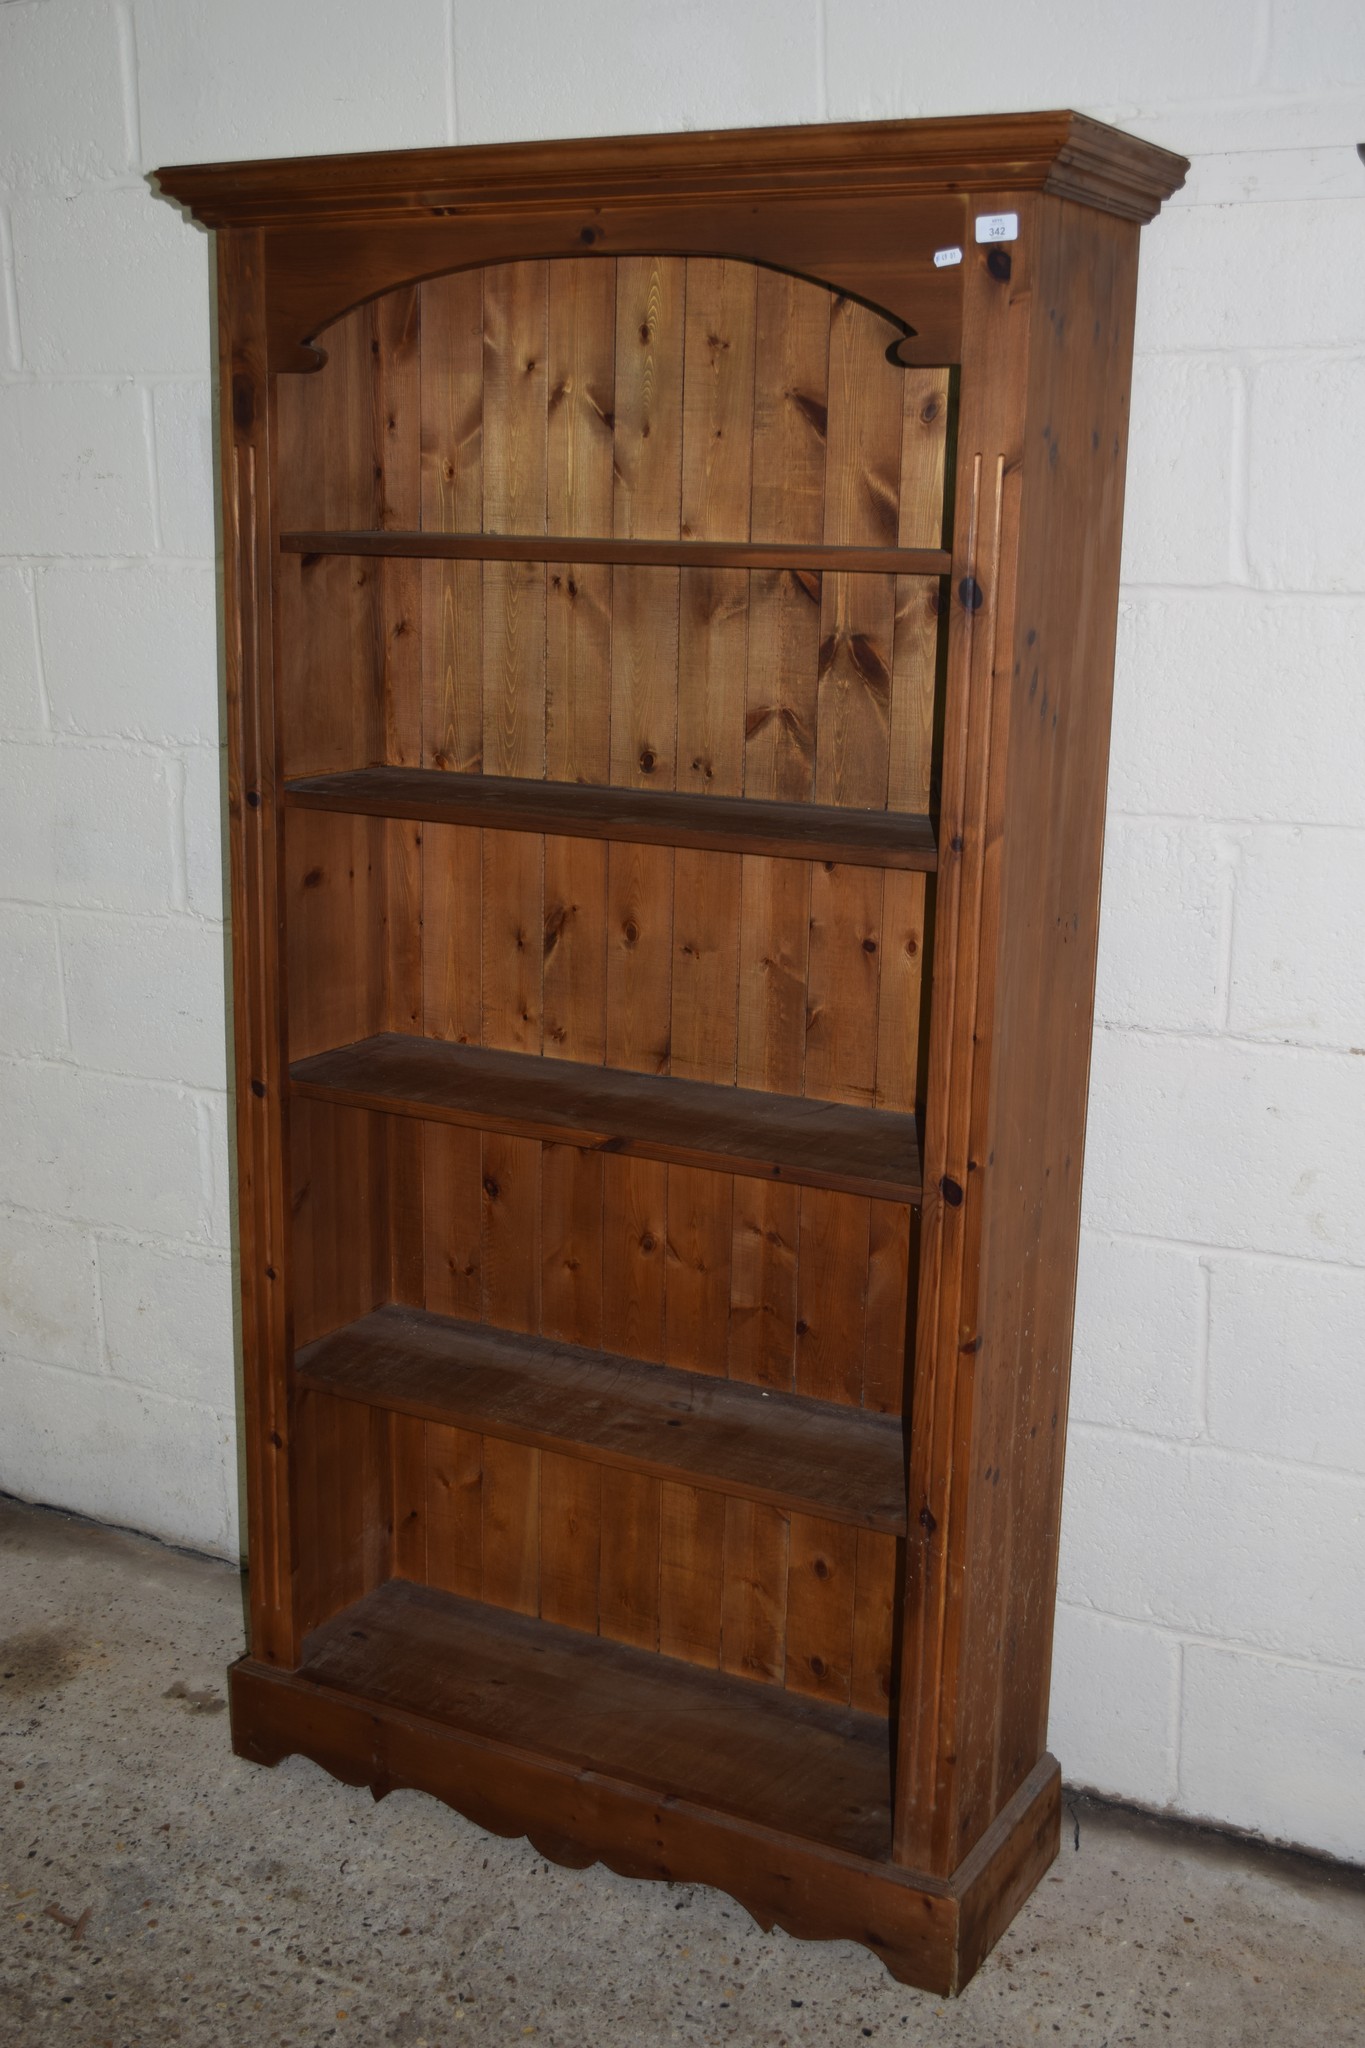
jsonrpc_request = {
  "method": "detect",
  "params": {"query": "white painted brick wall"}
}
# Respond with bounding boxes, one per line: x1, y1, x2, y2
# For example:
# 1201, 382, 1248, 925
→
0, 0, 1361, 1865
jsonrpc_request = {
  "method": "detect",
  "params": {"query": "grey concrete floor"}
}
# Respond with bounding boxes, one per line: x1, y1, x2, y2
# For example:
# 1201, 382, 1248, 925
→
0, 1496, 1361, 2048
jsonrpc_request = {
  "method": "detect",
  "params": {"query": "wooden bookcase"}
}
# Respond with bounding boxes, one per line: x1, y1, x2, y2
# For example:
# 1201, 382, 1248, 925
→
157, 112, 1185, 1994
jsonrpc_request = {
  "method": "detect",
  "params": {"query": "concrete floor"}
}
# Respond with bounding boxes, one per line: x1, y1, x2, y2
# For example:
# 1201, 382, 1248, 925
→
1, 1497, 1361, 2048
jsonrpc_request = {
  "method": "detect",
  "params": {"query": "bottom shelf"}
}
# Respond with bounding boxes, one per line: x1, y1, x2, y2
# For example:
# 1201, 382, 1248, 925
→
231, 1579, 1063, 1992
294, 1578, 892, 1860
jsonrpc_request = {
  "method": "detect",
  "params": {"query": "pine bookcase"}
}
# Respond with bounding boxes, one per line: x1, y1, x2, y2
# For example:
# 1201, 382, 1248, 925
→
156, 111, 1185, 1994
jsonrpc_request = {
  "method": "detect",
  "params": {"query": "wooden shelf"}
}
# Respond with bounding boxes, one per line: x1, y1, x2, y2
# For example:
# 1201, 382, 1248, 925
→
289, 1034, 922, 1204
296, 1304, 907, 1534
279, 530, 952, 576
284, 767, 938, 872
295, 1579, 894, 1861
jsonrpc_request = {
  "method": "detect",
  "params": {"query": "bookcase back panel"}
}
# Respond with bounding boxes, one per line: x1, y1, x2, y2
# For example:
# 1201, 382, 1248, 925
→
273, 260, 949, 806
289, 1100, 913, 1414
284, 812, 928, 1110
291, 1382, 899, 1716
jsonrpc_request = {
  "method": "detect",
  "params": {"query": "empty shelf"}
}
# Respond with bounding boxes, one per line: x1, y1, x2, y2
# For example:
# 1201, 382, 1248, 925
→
296, 1303, 907, 1533
297, 1579, 894, 1861
279, 529, 951, 576
289, 1034, 923, 1204
284, 767, 938, 872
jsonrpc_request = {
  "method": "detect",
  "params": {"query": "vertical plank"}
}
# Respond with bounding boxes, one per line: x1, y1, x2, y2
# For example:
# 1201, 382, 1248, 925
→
546, 565, 613, 783
676, 567, 749, 797
680, 257, 757, 543
611, 256, 685, 788
481, 259, 549, 531
276, 307, 380, 776
481, 1132, 541, 1335
746, 269, 829, 801
749, 269, 830, 541
290, 1387, 326, 1633
481, 1437, 540, 1616
851, 1529, 899, 1716
601, 1156, 667, 1363
823, 294, 904, 548
481, 829, 543, 1054
897, 366, 951, 551
658, 1481, 727, 1668
390, 1414, 428, 1583
547, 258, 618, 536
421, 1123, 482, 1320
598, 1470, 660, 1651
421, 822, 482, 1044
730, 849, 805, 1390
342, 1400, 392, 1602
805, 860, 884, 1107
609, 564, 678, 790
425, 1423, 483, 1598
817, 294, 904, 808
669, 849, 740, 1084
540, 1143, 604, 1348
784, 1513, 858, 1705
276, 558, 376, 776
372, 288, 422, 766
384, 1113, 425, 1307
372, 286, 423, 531
728, 1178, 798, 1391
795, 1189, 870, 1406
605, 841, 673, 1074
538, 1451, 602, 1633
419, 270, 484, 773
546, 260, 615, 785
664, 1165, 732, 1378
483, 556, 547, 776
285, 810, 387, 1059
888, 576, 942, 815
527, 504, 605, 1652
381, 818, 424, 1038
735, 855, 809, 1094
865, 1201, 913, 1417
677, 257, 755, 797
876, 867, 928, 1113
296, 1439, 342, 1626
612, 254, 686, 536
290, 1102, 384, 1348
720, 1499, 789, 1684
421, 555, 483, 770
482, 261, 548, 776
743, 567, 823, 803
542, 834, 607, 1064
814, 571, 896, 808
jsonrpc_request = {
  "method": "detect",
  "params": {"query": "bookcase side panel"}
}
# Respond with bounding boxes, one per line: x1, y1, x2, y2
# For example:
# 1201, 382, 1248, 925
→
219, 228, 299, 1668
896, 197, 1144, 1874
954, 197, 1142, 1860
895, 197, 1039, 1872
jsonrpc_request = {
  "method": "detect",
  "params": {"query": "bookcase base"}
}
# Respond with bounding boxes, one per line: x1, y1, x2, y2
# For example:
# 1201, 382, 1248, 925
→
230, 1645, 1060, 1997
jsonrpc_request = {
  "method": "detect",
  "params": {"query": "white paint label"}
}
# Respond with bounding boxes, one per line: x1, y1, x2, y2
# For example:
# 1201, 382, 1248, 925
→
933, 245, 963, 269
974, 211, 1019, 244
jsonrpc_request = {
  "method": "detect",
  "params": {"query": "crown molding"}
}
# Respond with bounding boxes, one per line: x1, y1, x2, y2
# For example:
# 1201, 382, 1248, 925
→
154, 110, 1187, 231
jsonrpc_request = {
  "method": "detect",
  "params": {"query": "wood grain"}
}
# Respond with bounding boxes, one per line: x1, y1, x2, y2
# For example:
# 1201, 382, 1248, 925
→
286, 767, 938, 871
289, 1033, 923, 1202
419, 270, 484, 774
296, 1303, 908, 1531
283, 529, 949, 573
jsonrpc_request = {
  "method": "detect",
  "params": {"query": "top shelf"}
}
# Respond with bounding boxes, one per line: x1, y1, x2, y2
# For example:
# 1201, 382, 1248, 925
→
278, 531, 953, 577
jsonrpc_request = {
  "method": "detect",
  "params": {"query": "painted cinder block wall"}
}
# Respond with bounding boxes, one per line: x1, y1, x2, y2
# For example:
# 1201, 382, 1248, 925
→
1, 0, 1362, 1864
